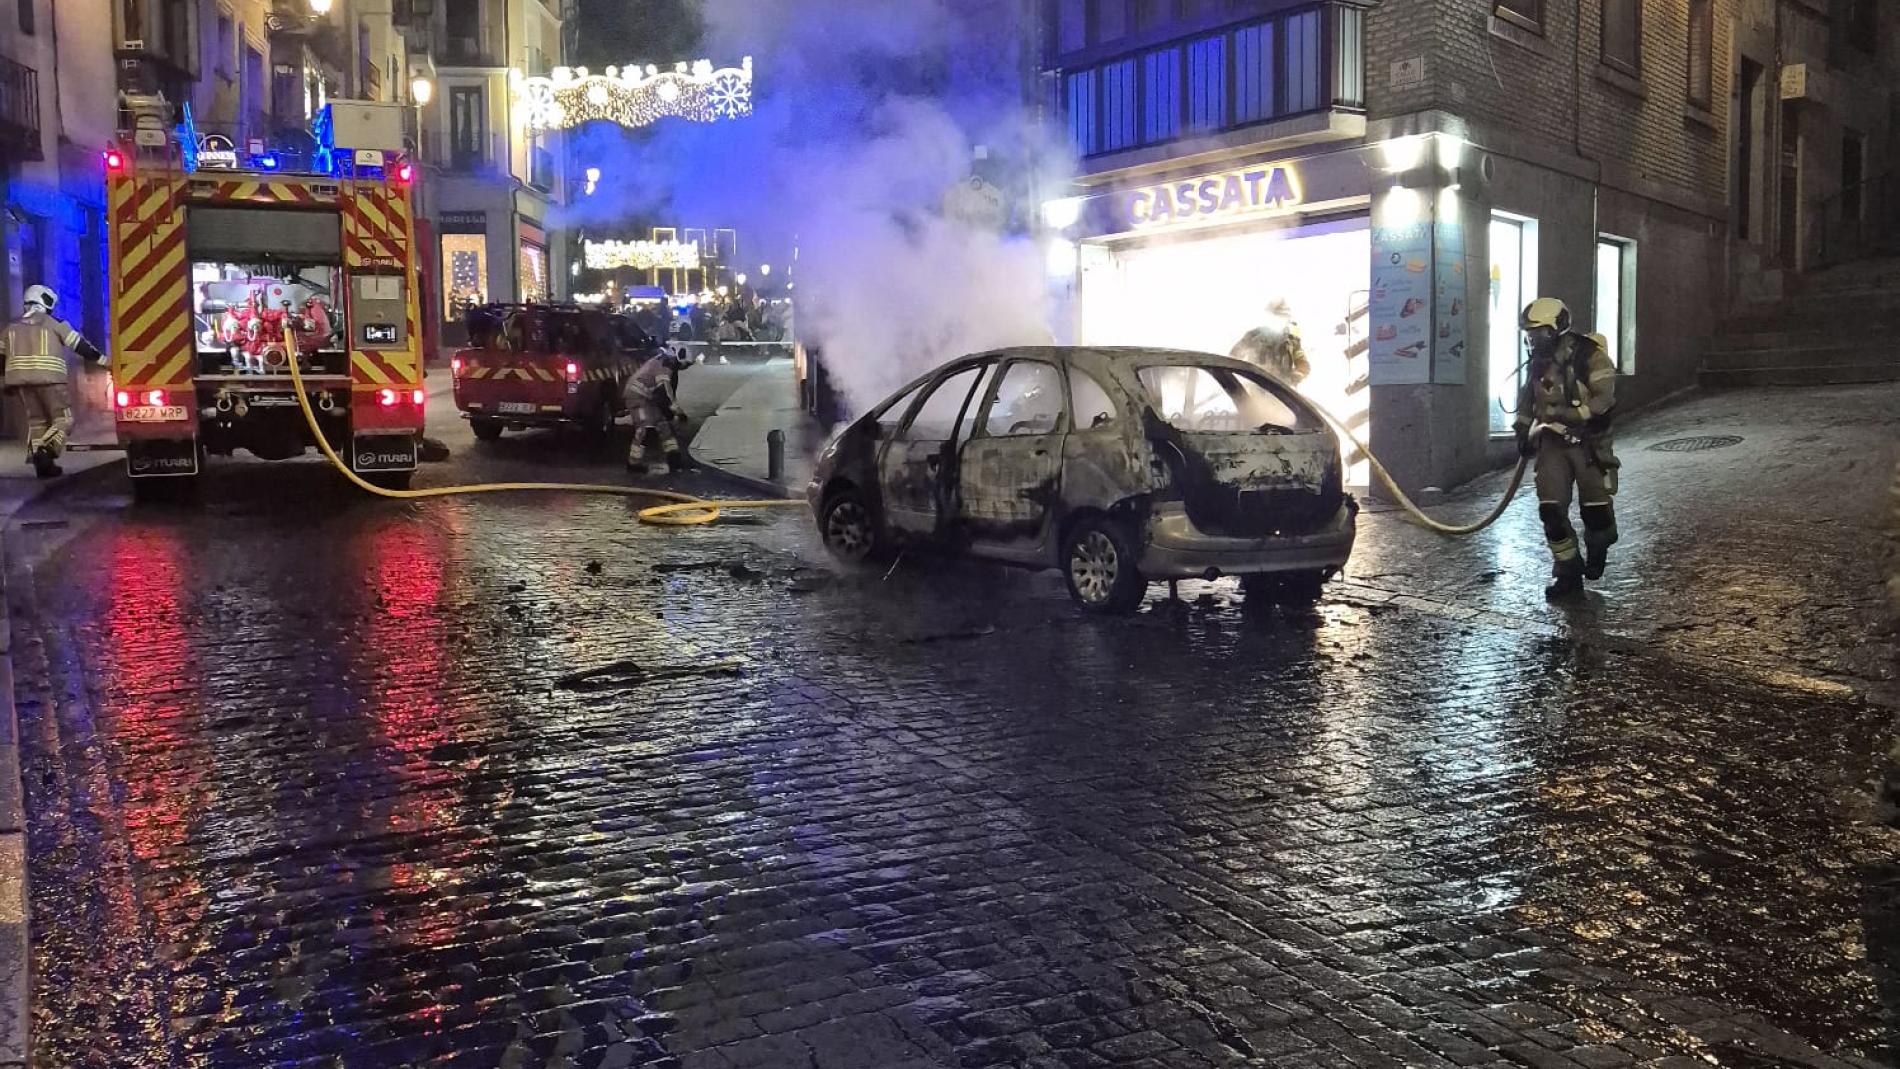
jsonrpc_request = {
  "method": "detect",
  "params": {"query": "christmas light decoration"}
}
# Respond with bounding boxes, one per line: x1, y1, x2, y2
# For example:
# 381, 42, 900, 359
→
584, 239, 703, 271
512, 58, 754, 132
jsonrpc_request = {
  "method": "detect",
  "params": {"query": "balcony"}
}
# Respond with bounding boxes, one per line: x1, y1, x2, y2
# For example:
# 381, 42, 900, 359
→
0, 56, 42, 162
1056, 3, 1364, 174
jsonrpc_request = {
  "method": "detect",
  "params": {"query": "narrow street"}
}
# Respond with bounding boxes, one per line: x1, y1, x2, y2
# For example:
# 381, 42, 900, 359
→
6, 382, 1896, 1068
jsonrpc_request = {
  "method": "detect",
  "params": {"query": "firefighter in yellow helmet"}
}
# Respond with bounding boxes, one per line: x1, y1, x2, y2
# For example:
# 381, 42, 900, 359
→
1229, 298, 1312, 386
625, 346, 694, 476
1513, 297, 1620, 599
0, 286, 105, 478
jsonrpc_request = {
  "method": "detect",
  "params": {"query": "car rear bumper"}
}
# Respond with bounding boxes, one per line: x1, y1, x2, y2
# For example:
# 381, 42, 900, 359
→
1138, 500, 1356, 580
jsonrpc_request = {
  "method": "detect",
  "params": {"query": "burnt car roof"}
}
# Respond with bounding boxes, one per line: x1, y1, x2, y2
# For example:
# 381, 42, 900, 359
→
957, 345, 1262, 370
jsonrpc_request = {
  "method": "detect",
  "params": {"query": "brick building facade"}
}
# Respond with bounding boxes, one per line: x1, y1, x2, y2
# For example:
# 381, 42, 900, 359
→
1039, 0, 1891, 494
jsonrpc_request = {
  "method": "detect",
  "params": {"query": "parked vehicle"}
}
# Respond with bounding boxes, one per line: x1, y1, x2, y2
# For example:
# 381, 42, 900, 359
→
808, 346, 1357, 613
450, 304, 660, 442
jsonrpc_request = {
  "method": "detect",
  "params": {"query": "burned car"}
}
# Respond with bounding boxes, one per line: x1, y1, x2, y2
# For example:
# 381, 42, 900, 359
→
808, 347, 1357, 613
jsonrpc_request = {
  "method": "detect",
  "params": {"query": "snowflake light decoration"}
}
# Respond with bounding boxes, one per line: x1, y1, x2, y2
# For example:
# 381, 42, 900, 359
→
584, 240, 703, 271
513, 58, 754, 132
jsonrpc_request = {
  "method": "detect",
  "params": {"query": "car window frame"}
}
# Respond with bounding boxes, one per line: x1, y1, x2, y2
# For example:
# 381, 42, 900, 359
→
1134, 361, 1320, 434
1066, 364, 1121, 432
898, 359, 997, 443
973, 357, 1069, 441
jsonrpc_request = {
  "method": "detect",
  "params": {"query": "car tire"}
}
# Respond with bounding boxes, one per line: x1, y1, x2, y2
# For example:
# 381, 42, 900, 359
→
471, 417, 504, 441
820, 488, 883, 565
1241, 570, 1326, 606
585, 391, 617, 445
1063, 515, 1147, 614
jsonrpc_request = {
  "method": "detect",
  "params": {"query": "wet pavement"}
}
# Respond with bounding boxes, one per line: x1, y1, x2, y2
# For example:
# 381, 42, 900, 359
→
6, 384, 1898, 1068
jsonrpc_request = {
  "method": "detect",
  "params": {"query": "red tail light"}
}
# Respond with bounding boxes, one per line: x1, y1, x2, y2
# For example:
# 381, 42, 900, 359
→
565, 361, 581, 383
396, 163, 414, 184
145, 390, 167, 407
114, 390, 131, 408
104, 150, 125, 172
411, 389, 426, 405
378, 388, 398, 408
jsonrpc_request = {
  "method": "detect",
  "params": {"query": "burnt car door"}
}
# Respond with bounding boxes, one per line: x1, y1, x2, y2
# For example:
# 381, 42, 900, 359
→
876, 360, 995, 539
954, 357, 1069, 555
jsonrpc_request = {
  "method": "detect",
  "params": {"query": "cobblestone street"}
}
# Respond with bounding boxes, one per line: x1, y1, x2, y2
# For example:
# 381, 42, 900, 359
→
7, 385, 1897, 1068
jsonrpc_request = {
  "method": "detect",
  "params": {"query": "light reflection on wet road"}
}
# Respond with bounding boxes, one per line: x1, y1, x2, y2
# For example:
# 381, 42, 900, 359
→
7, 455, 1897, 1068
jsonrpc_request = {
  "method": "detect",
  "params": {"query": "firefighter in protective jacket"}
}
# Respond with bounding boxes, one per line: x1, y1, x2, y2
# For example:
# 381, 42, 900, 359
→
1513, 297, 1620, 599
0, 286, 105, 478
625, 347, 693, 475
1229, 298, 1312, 386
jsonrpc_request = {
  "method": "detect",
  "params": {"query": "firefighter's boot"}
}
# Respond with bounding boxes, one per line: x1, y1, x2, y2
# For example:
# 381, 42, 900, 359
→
1539, 502, 1585, 599
1545, 563, 1584, 599
31, 447, 59, 479
1581, 502, 1618, 581
664, 447, 686, 474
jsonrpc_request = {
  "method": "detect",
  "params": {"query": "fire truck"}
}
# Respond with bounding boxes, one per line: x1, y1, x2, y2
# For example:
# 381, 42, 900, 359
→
106, 97, 426, 499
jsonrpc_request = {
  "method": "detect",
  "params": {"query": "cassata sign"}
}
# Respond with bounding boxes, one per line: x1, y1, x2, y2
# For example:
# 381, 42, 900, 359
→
1126, 166, 1302, 229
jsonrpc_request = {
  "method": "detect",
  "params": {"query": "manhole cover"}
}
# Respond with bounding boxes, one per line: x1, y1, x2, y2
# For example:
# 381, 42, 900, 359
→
1648, 435, 1744, 453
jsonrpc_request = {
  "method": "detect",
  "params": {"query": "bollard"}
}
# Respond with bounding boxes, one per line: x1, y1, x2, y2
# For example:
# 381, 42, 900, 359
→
767, 429, 786, 483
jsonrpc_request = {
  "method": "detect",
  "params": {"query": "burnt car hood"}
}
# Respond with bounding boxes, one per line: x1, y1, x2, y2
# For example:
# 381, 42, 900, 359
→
1145, 413, 1345, 538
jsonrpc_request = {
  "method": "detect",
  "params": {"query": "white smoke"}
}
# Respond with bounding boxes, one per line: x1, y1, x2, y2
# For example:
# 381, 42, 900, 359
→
564, 0, 1065, 415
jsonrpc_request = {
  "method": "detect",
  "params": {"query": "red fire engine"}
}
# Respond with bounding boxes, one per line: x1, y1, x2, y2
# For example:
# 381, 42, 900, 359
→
106, 98, 426, 499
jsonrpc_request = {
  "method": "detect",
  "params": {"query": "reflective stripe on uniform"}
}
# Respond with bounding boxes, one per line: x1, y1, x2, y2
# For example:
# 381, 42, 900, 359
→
2, 320, 69, 377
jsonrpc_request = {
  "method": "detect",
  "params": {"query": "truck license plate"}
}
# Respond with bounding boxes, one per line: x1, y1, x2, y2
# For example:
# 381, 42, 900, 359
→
122, 405, 188, 423
497, 401, 536, 415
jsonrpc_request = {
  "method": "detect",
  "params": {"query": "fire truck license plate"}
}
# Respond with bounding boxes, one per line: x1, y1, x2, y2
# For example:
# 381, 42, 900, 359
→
122, 405, 188, 422
497, 402, 536, 415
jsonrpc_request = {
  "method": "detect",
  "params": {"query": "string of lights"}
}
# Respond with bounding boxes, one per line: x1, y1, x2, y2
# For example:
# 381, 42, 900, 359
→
584, 239, 704, 271
512, 58, 754, 132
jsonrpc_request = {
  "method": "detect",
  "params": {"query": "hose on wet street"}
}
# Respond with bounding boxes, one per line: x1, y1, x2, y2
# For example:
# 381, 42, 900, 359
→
284, 329, 806, 527
1308, 403, 1531, 537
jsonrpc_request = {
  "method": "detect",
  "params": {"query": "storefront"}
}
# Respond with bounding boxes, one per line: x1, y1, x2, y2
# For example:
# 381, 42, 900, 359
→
1063, 145, 1379, 484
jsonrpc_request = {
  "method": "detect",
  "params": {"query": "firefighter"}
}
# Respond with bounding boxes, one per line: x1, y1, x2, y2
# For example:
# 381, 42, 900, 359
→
0, 286, 105, 478
1513, 297, 1620, 599
1229, 298, 1311, 386
625, 347, 694, 475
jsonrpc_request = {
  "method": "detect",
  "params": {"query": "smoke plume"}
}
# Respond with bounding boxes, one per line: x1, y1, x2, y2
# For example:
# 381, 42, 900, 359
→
561, 0, 1064, 415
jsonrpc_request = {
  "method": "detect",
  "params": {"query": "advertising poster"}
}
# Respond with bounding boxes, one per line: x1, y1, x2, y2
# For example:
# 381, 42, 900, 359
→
1432, 205, 1468, 385
1368, 221, 1434, 385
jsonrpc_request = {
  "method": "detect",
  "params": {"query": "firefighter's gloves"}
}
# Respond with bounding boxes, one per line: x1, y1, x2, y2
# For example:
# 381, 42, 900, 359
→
1515, 425, 1534, 458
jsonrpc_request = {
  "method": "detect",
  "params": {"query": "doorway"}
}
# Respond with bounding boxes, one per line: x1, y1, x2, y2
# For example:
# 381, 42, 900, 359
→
1779, 101, 1802, 264
1734, 58, 1763, 241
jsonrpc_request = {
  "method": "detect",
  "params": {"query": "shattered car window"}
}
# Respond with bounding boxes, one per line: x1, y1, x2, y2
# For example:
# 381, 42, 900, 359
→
957, 365, 1000, 441
1137, 365, 1306, 433
907, 365, 988, 441
1069, 368, 1118, 429
984, 361, 1066, 437
876, 381, 928, 436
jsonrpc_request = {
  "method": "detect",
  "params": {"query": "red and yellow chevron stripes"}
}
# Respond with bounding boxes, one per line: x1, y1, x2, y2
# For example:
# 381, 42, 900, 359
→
459, 361, 636, 383
108, 173, 194, 391
343, 182, 412, 269
186, 179, 333, 205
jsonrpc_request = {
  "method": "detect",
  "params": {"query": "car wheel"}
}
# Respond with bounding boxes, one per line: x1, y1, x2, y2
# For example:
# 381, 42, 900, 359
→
471, 417, 504, 441
1241, 570, 1326, 606
585, 391, 617, 444
1063, 516, 1146, 614
820, 488, 882, 565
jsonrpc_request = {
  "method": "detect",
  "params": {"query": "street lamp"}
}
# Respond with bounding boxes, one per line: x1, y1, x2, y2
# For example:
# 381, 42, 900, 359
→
308, 0, 333, 13
411, 76, 434, 106
735, 273, 748, 287
759, 264, 771, 277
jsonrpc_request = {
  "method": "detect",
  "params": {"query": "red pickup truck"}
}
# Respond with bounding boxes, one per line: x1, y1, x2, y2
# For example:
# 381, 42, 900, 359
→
450, 303, 661, 441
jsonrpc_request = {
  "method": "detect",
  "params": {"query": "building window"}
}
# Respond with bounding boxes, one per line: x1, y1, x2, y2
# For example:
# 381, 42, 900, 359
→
1594, 237, 1636, 374
1231, 23, 1274, 125
1099, 56, 1138, 153
1845, 0, 1876, 48
442, 233, 489, 320
1141, 47, 1181, 144
519, 241, 548, 303
1065, 68, 1099, 156
1841, 129, 1866, 222
1686, 0, 1713, 106
216, 12, 234, 77
1601, 0, 1640, 75
449, 85, 484, 169
17, 0, 32, 36
1063, 4, 1361, 159
1494, 0, 1542, 33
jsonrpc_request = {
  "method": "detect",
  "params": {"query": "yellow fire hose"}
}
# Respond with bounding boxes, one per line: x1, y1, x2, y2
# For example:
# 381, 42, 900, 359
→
284, 329, 805, 526
1313, 406, 1531, 536
288, 328, 1522, 535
